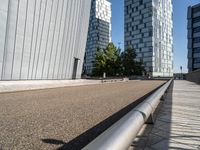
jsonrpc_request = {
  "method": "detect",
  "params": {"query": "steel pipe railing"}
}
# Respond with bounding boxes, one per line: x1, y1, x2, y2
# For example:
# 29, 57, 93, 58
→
83, 79, 173, 150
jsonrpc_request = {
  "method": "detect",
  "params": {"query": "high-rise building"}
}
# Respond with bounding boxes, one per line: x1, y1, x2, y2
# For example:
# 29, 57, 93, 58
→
84, 0, 111, 75
0, 0, 91, 80
125, 0, 173, 77
188, 3, 200, 72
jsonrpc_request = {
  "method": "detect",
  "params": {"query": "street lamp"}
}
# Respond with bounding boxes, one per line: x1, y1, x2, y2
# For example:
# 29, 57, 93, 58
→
118, 42, 121, 49
180, 66, 183, 80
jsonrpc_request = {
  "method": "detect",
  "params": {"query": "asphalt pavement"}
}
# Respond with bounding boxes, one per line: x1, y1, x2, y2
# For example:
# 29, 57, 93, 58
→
0, 80, 165, 150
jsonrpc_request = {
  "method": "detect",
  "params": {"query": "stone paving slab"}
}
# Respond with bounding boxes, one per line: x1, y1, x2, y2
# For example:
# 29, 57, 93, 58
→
131, 80, 200, 150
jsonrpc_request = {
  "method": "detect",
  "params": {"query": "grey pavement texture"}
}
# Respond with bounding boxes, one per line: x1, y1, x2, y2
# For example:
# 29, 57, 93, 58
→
0, 80, 165, 150
0, 79, 103, 93
131, 80, 200, 150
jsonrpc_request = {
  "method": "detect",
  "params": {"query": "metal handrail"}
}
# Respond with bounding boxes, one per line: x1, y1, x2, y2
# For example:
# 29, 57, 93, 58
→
83, 79, 173, 150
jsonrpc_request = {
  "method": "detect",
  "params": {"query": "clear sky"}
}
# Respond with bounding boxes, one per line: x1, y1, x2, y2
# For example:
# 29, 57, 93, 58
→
110, 0, 200, 73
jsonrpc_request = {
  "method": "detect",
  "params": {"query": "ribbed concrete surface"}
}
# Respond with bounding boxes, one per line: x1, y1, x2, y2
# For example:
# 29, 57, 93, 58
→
0, 0, 91, 80
0, 80, 165, 150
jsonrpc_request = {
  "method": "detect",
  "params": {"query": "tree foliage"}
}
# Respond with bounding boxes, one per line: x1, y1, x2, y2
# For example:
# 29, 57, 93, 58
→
121, 46, 145, 76
92, 47, 107, 76
92, 43, 121, 76
121, 46, 137, 76
92, 43, 145, 77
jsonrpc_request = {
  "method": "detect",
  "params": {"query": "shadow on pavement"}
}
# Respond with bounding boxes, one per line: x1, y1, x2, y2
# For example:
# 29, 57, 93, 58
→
41, 83, 165, 150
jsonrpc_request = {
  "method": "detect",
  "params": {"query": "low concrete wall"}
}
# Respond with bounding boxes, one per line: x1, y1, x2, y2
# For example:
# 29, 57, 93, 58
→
186, 69, 200, 84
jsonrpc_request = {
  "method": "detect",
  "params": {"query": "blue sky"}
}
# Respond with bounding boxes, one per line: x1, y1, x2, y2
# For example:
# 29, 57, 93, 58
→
111, 0, 200, 73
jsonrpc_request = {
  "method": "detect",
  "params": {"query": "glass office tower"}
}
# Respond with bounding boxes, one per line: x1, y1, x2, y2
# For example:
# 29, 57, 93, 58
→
84, 0, 111, 75
188, 3, 200, 72
125, 0, 173, 77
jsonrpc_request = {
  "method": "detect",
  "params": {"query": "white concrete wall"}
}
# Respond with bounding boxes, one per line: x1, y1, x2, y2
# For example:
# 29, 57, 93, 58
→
0, 0, 91, 80
0, 0, 9, 80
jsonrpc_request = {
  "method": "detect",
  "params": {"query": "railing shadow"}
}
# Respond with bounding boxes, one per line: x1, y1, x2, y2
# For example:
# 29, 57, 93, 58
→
41, 84, 165, 150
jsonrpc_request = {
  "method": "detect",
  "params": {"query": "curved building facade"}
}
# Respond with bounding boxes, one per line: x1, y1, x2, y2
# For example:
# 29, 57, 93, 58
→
0, 0, 91, 80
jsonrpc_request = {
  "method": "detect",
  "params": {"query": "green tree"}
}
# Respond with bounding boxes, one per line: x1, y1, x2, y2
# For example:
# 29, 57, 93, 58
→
104, 43, 121, 76
92, 47, 107, 76
92, 43, 145, 77
134, 61, 145, 76
121, 46, 145, 76
121, 46, 137, 76
92, 43, 121, 77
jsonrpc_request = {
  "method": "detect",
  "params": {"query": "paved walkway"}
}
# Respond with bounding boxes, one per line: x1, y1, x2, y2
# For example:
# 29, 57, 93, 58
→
0, 80, 164, 150
0, 78, 129, 93
132, 80, 200, 150
0, 79, 102, 93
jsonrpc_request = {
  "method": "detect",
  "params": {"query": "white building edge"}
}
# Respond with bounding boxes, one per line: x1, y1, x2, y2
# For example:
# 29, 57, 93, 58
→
0, 0, 91, 80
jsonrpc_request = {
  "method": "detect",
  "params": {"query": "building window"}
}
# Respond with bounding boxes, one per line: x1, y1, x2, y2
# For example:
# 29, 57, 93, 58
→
194, 58, 200, 63
193, 27, 200, 33
149, 29, 153, 36
193, 16, 200, 23
194, 47, 200, 53
193, 7, 200, 14
193, 37, 200, 43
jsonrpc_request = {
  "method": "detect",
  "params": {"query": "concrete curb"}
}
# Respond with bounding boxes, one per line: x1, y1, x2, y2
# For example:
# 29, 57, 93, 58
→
0, 79, 128, 94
